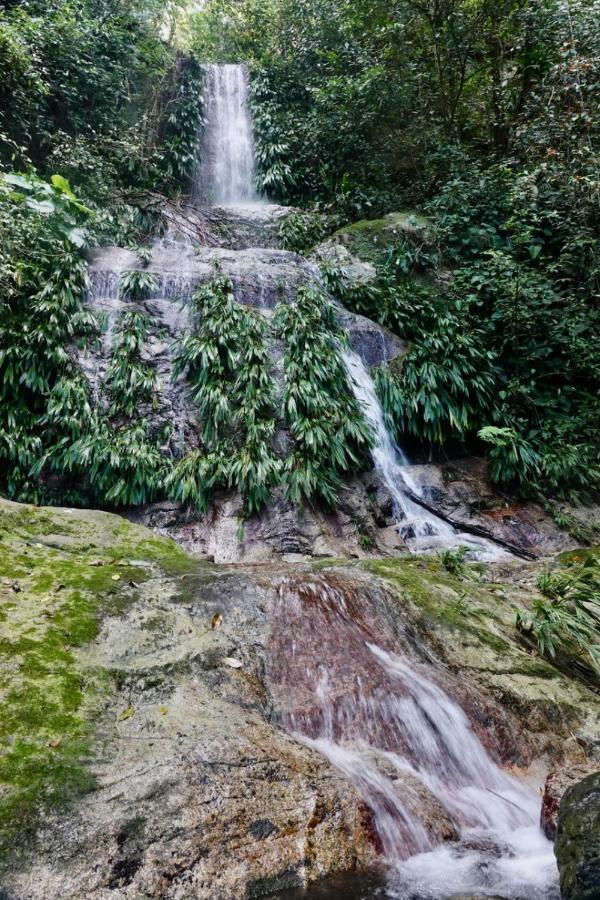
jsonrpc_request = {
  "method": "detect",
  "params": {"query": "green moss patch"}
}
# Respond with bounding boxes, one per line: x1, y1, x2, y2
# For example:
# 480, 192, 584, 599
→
329, 211, 433, 266
361, 556, 539, 663
0, 498, 192, 850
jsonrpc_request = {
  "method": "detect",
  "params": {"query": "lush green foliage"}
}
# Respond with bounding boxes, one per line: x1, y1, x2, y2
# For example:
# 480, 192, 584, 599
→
279, 210, 330, 255
170, 279, 374, 512
517, 556, 600, 678
105, 311, 160, 418
169, 276, 281, 514
439, 546, 469, 578
0, 170, 168, 508
195, 0, 600, 502
325, 263, 499, 451
0, 172, 95, 501
274, 286, 373, 506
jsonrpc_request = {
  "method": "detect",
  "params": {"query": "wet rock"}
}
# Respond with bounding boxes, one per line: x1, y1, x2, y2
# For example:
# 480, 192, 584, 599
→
209, 202, 294, 249
0, 499, 375, 900
405, 458, 592, 556
555, 771, 600, 900
542, 763, 599, 839
312, 242, 377, 284
2, 500, 598, 899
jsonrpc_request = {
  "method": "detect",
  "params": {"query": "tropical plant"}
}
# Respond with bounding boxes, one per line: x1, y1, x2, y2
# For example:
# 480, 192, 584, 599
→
274, 285, 373, 506
439, 546, 469, 578
279, 210, 329, 255
119, 270, 159, 302
517, 557, 600, 677
105, 311, 160, 418
170, 276, 280, 514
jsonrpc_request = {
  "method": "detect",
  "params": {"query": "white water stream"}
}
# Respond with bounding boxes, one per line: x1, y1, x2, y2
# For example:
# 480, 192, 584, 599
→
196, 61, 557, 898
271, 576, 559, 899
342, 349, 506, 560
195, 63, 259, 205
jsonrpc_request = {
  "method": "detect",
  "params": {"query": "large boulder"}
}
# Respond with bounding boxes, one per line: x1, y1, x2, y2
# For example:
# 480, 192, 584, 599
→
313, 211, 434, 268
542, 764, 599, 839
555, 772, 600, 900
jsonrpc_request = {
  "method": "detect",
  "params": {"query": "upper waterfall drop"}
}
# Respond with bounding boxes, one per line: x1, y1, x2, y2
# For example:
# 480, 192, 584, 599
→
195, 63, 259, 206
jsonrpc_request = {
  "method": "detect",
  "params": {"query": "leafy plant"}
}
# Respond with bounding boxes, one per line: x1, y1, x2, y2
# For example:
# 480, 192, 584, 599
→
170, 276, 280, 515
279, 210, 329, 255
517, 557, 600, 677
274, 285, 373, 506
119, 270, 159, 302
439, 546, 469, 578
105, 311, 159, 418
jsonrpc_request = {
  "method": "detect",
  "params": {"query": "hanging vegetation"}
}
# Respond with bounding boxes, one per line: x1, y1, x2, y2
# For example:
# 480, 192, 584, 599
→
274, 286, 373, 507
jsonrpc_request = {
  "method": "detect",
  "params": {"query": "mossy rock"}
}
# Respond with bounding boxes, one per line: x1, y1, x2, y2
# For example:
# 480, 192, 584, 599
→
359, 556, 600, 747
326, 211, 434, 266
0, 498, 192, 850
555, 772, 600, 900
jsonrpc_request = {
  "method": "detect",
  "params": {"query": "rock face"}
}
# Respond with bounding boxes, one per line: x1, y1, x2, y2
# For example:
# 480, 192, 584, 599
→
555, 772, 600, 900
0, 499, 374, 899
542, 764, 599, 839
81, 210, 597, 564
2, 499, 599, 899
85, 238, 404, 465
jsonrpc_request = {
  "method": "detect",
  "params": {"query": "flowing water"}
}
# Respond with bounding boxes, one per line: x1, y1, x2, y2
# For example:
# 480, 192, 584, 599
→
192, 61, 557, 899
342, 349, 505, 560
268, 574, 559, 899
195, 63, 259, 205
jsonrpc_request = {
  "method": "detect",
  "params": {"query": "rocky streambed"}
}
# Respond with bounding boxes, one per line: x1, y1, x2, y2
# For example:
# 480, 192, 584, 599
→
0, 498, 598, 899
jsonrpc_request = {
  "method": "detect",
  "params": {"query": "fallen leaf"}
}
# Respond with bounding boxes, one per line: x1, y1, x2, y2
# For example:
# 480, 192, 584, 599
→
159, 706, 168, 716
117, 707, 135, 721
48, 738, 62, 749
222, 657, 243, 669
211, 613, 223, 630
111, 574, 121, 582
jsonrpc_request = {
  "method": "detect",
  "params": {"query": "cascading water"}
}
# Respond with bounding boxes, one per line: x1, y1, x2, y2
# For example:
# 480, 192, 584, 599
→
342, 348, 505, 559
195, 63, 259, 205
269, 574, 559, 899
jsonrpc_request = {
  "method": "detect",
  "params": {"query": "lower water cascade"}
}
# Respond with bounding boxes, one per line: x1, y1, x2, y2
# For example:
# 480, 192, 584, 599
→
268, 575, 559, 899
342, 349, 505, 561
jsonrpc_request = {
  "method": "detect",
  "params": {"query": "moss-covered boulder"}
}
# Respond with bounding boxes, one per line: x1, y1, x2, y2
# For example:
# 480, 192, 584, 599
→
314, 211, 434, 268
0, 498, 192, 850
555, 772, 600, 899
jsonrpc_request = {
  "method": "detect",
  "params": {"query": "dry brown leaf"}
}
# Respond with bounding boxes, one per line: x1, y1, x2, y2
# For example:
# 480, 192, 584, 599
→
211, 613, 223, 630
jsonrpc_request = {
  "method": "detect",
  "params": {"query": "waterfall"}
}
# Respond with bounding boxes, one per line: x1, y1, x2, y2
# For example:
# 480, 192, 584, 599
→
269, 574, 559, 898
342, 348, 505, 559
195, 63, 258, 206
